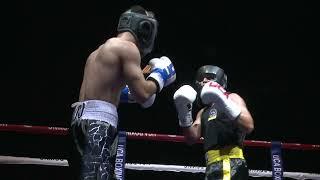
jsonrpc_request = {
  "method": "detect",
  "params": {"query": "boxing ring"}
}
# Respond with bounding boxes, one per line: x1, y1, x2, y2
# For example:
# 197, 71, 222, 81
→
0, 124, 320, 180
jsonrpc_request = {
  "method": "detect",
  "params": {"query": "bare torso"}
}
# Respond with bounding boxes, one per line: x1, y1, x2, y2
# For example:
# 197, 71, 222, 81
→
78, 38, 137, 107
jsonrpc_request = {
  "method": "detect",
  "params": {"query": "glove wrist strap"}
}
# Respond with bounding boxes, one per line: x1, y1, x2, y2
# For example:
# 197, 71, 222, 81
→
147, 75, 162, 93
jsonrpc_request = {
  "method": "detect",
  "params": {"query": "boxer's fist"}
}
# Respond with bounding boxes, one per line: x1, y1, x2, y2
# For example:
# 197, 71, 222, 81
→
200, 81, 241, 120
120, 85, 156, 108
173, 85, 197, 127
120, 85, 135, 103
147, 56, 176, 93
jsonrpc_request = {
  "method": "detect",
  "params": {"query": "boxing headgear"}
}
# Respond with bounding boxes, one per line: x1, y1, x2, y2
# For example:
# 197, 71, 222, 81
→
117, 6, 158, 58
194, 65, 228, 92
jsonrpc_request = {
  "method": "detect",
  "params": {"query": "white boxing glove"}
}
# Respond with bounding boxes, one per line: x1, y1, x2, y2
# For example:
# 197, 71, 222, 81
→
200, 81, 241, 120
147, 56, 176, 93
173, 85, 197, 127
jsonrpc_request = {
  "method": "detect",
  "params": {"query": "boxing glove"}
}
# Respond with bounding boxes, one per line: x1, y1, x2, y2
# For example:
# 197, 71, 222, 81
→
120, 85, 135, 103
200, 81, 241, 120
173, 85, 197, 127
120, 85, 156, 108
147, 56, 176, 93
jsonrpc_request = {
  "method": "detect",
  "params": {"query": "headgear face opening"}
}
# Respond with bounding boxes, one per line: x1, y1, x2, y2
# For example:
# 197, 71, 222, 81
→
194, 65, 228, 92
117, 7, 158, 58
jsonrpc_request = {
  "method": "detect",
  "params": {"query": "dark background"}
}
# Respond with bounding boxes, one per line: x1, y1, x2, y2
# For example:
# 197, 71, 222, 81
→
1, 0, 318, 179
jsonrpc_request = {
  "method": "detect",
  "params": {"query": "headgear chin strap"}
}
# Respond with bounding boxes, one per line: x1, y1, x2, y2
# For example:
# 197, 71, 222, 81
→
194, 65, 228, 92
117, 8, 158, 58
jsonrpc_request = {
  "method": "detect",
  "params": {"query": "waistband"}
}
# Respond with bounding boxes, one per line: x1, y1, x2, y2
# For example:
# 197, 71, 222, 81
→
205, 146, 244, 166
72, 100, 118, 128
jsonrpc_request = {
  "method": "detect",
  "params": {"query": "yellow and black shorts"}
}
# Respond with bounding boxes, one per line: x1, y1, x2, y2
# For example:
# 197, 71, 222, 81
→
205, 146, 249, 180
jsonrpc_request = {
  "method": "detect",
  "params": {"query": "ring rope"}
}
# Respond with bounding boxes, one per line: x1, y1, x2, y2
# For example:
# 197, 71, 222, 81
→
1, 123, 320, 179
0, 155, 319, 179
0, 123, 320, 150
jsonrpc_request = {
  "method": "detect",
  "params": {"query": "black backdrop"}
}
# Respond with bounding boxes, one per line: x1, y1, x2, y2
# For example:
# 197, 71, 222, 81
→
1, 0, 318, 179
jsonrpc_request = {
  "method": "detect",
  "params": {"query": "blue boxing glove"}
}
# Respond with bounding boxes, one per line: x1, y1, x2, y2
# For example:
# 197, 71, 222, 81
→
120, 85, 135, 103
120, 85, 156, 108
146, 56, 176, 93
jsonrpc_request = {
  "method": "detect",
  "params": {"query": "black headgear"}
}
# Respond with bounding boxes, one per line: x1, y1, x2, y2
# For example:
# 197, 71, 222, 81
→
117, 7, 158, 58
194, 65, 228, 92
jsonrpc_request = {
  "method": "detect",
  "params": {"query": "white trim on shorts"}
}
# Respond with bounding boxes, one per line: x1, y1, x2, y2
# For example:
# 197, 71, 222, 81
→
72, 100, 118, 128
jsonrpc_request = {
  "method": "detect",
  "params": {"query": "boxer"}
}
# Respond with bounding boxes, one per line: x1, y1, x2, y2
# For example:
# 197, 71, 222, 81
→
173, 65, 254, 180
69, 5, 176, 180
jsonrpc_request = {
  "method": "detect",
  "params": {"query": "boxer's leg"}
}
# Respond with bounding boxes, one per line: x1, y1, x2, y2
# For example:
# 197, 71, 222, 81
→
205, 161, 223, 180
205, 158, 248, 180
82, 120, 117, 180
69, 117, 86, 180
230, 158, 249, 179
71, 119, 117, 180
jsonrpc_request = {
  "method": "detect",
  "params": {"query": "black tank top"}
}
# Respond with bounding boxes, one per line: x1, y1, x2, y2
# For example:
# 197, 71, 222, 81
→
201, 104, 245, 152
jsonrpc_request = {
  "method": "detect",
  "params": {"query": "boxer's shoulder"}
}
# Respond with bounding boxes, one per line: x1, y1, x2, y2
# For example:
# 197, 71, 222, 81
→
103, 37, 136, 50
98, 38, 139, 59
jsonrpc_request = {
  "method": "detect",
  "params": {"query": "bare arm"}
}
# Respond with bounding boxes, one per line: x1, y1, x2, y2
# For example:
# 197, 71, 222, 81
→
229, 93, 254, 134
120, 41, 157, 104
182, 108, 204, 145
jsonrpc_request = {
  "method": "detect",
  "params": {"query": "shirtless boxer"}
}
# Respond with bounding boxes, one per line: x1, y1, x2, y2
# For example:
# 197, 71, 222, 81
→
69, 5, 176, 180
